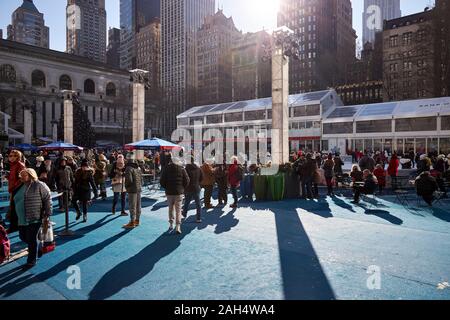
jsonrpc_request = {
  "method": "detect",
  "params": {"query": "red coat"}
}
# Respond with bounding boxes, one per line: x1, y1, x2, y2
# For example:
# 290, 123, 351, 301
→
8, 161, 26, 193
373, 167, 386, 187
387, 156, 399, 176
227, 164, 241, 187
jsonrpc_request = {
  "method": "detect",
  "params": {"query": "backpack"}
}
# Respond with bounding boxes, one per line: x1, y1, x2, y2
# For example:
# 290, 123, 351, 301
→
0, 224, 11, 264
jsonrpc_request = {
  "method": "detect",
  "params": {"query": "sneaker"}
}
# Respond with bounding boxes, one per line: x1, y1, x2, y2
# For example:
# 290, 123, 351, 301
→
134, 220, 140, 227
112, 207, 116, 215
230, 203, 237, 208
123, 221, 136, 229
168, 223, 174, 231
76, 211, 82, 221
176, 225, 182, 234
120, 211, 128, 216
83, 215, 87, 223
196, 219, 202, 224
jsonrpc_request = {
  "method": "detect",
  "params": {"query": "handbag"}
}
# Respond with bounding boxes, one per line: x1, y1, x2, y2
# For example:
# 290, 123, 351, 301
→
38, 221, 56, 254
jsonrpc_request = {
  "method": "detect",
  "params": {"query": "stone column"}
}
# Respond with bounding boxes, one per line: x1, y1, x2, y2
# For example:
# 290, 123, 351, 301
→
130, 69, 149, 160
23, 107, 32, 144
61, 90, 77, 144
51, 120, 58, 142
271, 27, 292, 165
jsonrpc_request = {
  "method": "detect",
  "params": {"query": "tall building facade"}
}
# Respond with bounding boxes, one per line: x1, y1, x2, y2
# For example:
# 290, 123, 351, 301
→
161, 0, 215, 137
278, 0, 356, 94
434, 0, 450, 97
363, 0, 401, 45
7, 0, 49, 48
383, 10, 437, 101
231, 31, 272, 102
66, 0, 107, 63
120, 0, 160, 70
197, 10, 241, 106
107, 28, 121, 68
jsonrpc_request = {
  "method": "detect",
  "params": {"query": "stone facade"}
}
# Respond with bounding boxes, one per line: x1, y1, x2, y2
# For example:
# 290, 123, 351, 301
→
231, 31, 272, 102
197, 10, 241, 106
0, 39, 132, 145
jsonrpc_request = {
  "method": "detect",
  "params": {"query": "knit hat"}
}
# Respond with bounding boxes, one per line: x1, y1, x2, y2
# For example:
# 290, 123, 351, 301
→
81, 159, 89, 167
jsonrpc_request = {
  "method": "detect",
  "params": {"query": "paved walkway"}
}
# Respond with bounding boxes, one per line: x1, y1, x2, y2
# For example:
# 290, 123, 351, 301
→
1, 188, 449, 300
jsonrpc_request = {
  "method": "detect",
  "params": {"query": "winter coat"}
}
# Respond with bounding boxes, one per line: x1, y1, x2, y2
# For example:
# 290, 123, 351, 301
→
351, 170, 364, 182
373, 167, 386, 187
415, 173, 438, 196
110, 162, 126, 193
185, 164, 203, 193
387, 156, 400, 176
435, 159, 447, 173
55, 165, 74, 191
363, 174, 378, 194
23, 181, 53, 223
8, 161, 26, 193
417, 159, 431, 175
333, 157, 344, 176
322, 159, 335, 179
160, 162, 190, 196
214, 165, 228, 187
200, 163, 215, 186
124, 162, 143, 194
94, 161, 107, 185
303, 159, 318, 180
73, 168, 97, 201
359, 156, 376, 172
228, 164, 243, 187
37, 165, 57, 191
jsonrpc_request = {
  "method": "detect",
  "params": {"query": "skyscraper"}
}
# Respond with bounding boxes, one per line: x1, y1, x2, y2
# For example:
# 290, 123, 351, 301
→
278, 0, 356, 94
107, 28, 121, 68
161, 0, 215, 137
363, 0, 401, 45
197, 10, 242, 106
120, 0, 160, 70
66, 0, 107, 63
7, 0, 49, 48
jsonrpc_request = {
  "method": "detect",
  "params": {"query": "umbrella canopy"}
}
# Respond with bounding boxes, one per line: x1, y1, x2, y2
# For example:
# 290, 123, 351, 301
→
38, 141, 83, 151
125, 138, 181, 151
10, 143, 38, 151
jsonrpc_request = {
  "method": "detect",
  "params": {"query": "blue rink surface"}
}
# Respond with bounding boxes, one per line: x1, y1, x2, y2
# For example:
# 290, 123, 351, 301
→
1, 187, 450, 300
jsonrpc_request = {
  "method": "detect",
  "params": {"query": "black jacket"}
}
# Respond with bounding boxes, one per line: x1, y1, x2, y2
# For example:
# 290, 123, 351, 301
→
160, 162, 190, 196
185, 164, 203, 194
416, 173, 438, 196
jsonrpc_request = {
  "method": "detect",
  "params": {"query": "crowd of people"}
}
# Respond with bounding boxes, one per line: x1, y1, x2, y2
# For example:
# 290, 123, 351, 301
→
0, 146, 449, 269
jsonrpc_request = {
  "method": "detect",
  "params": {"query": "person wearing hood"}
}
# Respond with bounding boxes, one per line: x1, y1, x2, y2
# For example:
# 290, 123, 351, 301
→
123, 153, 143, 229
6, 150, 26, 233
227, 157, 244, 208
183, 156, 204, 223
110, 154, 127, 216
72, 159, 98, 222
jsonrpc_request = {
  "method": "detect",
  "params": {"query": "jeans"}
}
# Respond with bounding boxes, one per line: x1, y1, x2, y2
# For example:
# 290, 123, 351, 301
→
203, 185, 213, 205
72, 200, 88, 216
183, 192, 202, 220
231, 186, 238, 204
113, 192, 126, 212
128, 192, 142, 221
167, 194, 183, 226
354, 186, 373, 202
18, 222, 42, 265
98, 183, 107, 199
302, 177, 313, 198
326, 177, 333, 195
217, 182, 228, 204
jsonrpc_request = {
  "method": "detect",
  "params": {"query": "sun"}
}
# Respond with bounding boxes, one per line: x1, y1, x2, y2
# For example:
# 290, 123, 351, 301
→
251, 0, 280, 18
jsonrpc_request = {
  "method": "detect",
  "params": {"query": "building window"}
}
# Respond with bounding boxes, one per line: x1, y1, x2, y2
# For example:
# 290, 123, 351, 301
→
84, 79, 95, 94
59, 75, 72, 90
442, 116, 450, 131
396, 117, 437, 132
323, 122, 353, 135
106, 82, 116, 96
356, 120, 392, 133
0, 64, 16, 83
31, 70, 46, 87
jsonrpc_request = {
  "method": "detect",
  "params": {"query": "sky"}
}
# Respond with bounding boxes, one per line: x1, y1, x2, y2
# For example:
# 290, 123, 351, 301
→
0, 0, 433, 52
